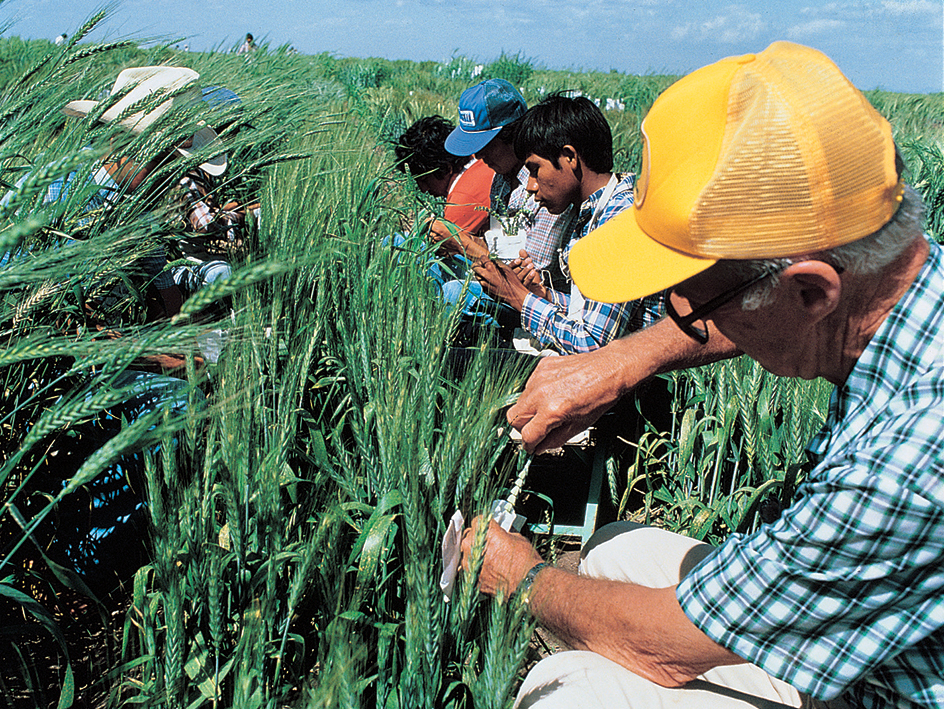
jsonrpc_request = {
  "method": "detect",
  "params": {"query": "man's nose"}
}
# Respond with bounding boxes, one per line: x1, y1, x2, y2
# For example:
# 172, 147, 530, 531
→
526, 175, 538, 194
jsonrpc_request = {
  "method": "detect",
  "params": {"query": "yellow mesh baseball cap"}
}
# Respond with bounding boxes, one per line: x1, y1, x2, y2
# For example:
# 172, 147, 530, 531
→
569, 41, 903, 303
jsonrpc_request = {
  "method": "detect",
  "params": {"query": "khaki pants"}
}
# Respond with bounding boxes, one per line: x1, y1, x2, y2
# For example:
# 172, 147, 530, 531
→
515, 523, 851, 709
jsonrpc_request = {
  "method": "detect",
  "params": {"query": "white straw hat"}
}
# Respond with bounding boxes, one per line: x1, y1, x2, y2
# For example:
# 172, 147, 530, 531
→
63, 66, 227, 176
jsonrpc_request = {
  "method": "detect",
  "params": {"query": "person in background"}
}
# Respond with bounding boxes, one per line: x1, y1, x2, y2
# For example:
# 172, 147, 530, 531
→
472, 94, 664, 354
169, 85, 259, 308
57, 67, 232, 319
30, 65, 226, 594
392, 115, 496, 333
470, 41, 943, 709
445, 78, 572, 279
237, 33, 255, 54
395, 114, 495, 260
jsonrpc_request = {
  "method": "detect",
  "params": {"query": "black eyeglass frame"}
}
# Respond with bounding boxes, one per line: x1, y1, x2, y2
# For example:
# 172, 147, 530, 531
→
665, 265, 786, 345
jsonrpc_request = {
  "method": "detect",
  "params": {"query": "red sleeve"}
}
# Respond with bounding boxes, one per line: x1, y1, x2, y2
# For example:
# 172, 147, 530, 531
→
444, 159, 495, 237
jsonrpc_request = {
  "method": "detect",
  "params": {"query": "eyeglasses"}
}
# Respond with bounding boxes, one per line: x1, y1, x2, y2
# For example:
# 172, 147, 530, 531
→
666, 265, 785, 344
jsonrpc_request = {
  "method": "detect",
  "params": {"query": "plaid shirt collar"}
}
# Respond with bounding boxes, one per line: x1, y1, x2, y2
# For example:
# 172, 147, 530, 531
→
490, 165, 531, 215
573, 173, 629, 237
808, 239, 944, 467
514, 164, 529, 189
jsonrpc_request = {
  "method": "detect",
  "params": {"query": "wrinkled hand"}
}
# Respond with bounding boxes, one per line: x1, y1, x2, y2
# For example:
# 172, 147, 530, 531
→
460, 516, 544, 597
507, 346, 630, 453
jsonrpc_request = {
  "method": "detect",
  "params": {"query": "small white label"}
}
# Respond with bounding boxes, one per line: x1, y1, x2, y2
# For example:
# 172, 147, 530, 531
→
486, 228, 527, 261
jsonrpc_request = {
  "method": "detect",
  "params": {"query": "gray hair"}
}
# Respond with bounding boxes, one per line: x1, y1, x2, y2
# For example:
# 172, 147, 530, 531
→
723, 184, 926, 310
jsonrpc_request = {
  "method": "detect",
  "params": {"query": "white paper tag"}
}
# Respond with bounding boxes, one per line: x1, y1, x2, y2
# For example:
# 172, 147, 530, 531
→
485, 227, 527, 261
439, 509, 465, 602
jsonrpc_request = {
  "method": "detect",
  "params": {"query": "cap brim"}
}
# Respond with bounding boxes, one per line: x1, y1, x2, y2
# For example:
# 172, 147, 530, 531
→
197, 154, 228, 176
445, 125, 501, 156
176, 126, 228, 176
62, 100, 98, 118
569, 207, 718, 303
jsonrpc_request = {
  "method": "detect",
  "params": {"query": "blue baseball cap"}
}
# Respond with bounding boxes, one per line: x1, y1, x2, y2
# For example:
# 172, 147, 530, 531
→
201, 85, 242, 110
445, 79, 527, 156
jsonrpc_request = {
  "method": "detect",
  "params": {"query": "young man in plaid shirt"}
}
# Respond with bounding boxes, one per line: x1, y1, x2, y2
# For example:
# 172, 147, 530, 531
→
465, 42, 943, 709
472, 94, 665, 354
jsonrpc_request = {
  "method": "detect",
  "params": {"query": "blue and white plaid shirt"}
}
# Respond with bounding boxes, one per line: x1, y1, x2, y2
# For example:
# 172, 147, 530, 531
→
43, 163, 173, 291
678, 239, 944, 708
520, 173, 664, 354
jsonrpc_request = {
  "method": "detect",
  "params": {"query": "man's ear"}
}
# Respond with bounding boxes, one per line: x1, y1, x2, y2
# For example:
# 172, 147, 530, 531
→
781, 261, 843, 323
560, 145, 579, 169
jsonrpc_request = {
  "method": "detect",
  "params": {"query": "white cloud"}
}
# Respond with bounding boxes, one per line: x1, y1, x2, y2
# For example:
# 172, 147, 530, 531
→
671, 23, 692, 40
798, 0, 940, 19
799, 2, 841, 14
787, 18, 846, 38
670, 7, 765, 44
790, 0, 939, 39
882, 0, 939, 14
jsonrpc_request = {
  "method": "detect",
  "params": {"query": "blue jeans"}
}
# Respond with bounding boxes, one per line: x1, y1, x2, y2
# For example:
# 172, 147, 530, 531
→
61, 371, 205, 591
441, 279, 521, 332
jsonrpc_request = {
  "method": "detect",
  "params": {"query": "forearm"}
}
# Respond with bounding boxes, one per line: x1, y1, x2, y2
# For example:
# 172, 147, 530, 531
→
507, 316, 741, 452
462, 520, 744, 685
132, 352, 204, 374
604, 317, 740, 393
527, 567, 744, 687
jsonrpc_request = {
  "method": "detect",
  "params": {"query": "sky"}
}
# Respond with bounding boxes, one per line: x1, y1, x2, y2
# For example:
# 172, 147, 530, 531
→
4, 0, 942, 94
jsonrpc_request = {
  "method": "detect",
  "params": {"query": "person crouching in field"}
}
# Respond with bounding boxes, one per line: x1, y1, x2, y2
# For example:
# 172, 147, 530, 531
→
471, 94, 665, 355
4, 66, 233, 595
395, 114, 495, 261
392, 115, 500, 345
56, 66, 238, 321
471, 41, 943, 709
168, 84, 260, 313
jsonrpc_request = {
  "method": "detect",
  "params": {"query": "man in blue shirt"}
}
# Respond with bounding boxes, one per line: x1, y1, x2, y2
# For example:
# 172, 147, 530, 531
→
465, 42, 943, 709
445, 78, 573, 277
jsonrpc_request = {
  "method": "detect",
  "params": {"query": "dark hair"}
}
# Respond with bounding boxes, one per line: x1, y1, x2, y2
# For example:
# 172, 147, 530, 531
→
394, 115, 468, 178
514, 93, 613, 173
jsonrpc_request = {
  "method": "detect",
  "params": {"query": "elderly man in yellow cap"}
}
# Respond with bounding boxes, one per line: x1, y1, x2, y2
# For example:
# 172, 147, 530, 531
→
462, 41, 942, 709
